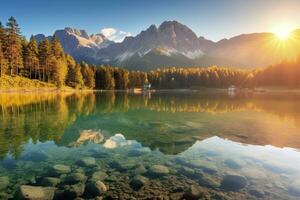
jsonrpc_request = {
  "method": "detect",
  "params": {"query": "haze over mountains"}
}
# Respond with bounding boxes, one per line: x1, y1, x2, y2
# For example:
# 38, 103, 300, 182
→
35, 21, 300, 70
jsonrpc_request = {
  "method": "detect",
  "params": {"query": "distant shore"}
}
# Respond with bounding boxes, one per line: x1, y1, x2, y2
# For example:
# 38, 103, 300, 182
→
2, 87, 300, 94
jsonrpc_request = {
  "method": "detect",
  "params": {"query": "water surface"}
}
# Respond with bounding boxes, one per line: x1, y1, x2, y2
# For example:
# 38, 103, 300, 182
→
1, 91, 300, 199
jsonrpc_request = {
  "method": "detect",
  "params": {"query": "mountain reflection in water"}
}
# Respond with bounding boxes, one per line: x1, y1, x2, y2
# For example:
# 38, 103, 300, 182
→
1, 91, 300, 158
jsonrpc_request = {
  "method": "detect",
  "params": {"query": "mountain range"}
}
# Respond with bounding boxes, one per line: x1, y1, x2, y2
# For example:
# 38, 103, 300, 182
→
35, 21, 300, 70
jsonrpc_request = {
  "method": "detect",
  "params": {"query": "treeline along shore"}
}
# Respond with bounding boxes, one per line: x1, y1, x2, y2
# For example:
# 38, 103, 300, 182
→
1, 17, 300, 91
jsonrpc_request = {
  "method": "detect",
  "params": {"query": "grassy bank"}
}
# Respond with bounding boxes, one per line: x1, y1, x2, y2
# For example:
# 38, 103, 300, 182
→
0, 75, 74, 92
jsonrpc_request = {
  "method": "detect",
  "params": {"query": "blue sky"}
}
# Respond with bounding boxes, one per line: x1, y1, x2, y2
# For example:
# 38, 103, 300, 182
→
0, 0, 300, 42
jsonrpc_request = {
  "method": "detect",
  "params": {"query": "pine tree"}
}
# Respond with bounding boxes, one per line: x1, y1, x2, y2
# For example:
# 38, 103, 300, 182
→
25, 36, 39, 79
81, 62, 95, 89
4, 16, 23, 76
38, 39, 52, 81
52, 57, 67, 87
65, 54, 76, 87
114, 68, 129, 89
20, 36, 28, 77
0, 42, 8, 77
0, 22, 5, 47
95, 66, 115, 90
0, 22, 6, 76
74, 63, 84, 89
51, 36, 64, 59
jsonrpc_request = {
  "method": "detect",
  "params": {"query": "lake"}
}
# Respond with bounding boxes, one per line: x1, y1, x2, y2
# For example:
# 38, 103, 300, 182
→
1, 91, 300, 199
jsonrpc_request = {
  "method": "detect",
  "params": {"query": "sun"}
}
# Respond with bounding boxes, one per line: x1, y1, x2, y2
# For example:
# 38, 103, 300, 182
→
274, 24, 294, 40
276, 29, 291, 40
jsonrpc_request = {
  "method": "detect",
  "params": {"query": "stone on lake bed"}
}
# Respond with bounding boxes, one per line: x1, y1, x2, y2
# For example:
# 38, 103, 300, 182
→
65, 172, 87, 183
21, 151, 48, 162
133, 164, 147, 174
62, 183, 85, 199
85, 181, 107, 197
130, 175, 149, 190
110, 161, 136, 171
288, 180, 300, 196
249, 188, 265, 198
198, 175, 219, 188
148, 165, 170, 177
224, 159, 242, 169
41, 177, 61, 187
220, 174, 247, 191
187, 160, 218, 174
0, 176, 9, 190
76, 157, 96, 167
179, 166, 195, 178
53, 164, 71, 174
183, 184, 208, 200
18, 185, 56, 200
90, 171, 108, 182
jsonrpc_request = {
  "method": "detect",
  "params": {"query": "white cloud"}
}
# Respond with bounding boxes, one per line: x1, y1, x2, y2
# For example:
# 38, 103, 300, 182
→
101, 28, 131, 43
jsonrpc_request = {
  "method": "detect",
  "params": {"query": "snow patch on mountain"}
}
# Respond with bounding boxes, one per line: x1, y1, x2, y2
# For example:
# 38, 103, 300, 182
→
182, 49, 203, 59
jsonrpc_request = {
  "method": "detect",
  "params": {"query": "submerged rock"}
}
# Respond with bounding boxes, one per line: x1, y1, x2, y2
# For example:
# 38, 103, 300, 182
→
183, 184, 208, 200
288, 180, 300, 196
198, 175, 219, 188
148, 165, 170, 177
53, 164, 71, 175
179, 166, 195, 178
0, 176, 9, 190
220, 174, 247, 191
18, 185, 55, 200
76, 157, 96, 167
224, 159, 242, 169
85, 181, 107, 197
65, 173, 87, 184
41, 177, 61, 187
130, 175, 149, 190
90, 171, 108, 182
110, 161, 136, 172
133, 164, 147, 175
188, 160, 218, 174
249, 188, 265, 198
62, 183, 85, 199
21, 151, 48, 162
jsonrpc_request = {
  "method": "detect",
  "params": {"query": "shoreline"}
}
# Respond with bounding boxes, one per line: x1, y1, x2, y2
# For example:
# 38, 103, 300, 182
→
1, 87, 300, 94
0, 88, 95, 93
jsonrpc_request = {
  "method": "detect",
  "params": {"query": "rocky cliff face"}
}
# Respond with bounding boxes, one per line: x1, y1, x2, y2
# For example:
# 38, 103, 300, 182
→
35, 27, 114, 62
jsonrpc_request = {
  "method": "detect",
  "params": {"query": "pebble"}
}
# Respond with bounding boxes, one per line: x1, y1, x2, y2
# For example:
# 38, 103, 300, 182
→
85, 180, 107, 197
18, 185, 56, 200
148, 165, 170, 177
183, 184, 208, 200
62, 183, 85, 199
130, 175, 149, 190
53, 164, 71, 175
220, 174, 247, 191
76, 157, 96, 167
65, 172, 87, 184
41, 177, 61, 187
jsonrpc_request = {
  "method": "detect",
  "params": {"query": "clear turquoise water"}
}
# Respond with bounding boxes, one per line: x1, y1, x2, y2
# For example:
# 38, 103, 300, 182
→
1, 91, 300, 199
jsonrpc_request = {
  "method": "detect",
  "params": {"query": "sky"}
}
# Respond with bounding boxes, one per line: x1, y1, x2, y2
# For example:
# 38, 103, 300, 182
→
0, 0, 300, 42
